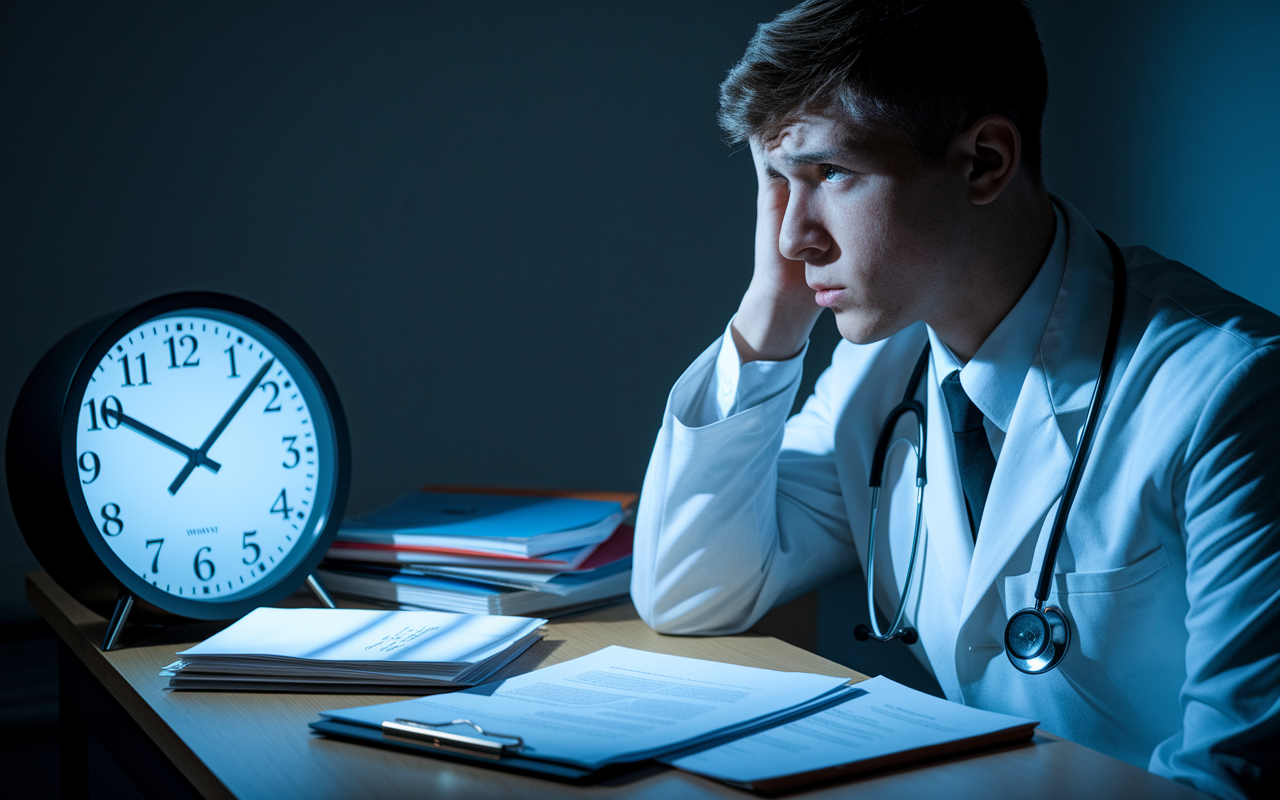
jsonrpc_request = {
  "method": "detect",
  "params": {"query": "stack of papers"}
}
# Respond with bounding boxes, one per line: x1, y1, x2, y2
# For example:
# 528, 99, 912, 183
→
320, 492, 633, 616
313, 646, 862, 769
160, 608, 546, 693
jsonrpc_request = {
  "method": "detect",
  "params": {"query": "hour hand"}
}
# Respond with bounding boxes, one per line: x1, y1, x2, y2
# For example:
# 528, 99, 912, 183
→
102, 408, 222, 473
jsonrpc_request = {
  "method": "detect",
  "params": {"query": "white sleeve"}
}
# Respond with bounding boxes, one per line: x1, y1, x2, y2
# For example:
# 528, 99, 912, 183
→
630, 323, 861, 635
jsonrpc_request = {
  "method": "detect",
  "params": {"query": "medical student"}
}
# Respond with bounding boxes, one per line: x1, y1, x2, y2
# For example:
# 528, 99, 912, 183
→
630, 2, 1279, 798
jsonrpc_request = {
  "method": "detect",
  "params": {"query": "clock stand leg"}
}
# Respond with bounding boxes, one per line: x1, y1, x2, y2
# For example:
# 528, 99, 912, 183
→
102, 591, 135, 651
307, 574, 337, 609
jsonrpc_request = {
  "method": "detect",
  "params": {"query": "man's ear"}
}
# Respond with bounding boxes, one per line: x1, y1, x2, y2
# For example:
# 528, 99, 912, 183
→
954, 114, 1022, 205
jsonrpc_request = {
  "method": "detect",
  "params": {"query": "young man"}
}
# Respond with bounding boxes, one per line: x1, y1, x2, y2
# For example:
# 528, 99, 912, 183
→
630, 2, 1279, 798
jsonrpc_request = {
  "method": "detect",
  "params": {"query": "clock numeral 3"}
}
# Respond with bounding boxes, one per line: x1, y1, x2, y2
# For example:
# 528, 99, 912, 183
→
193, 546, 215, 581
164, 335, 200, 368
281, 436, 300, 468
271, 489, 293, 520
84, 396, 123, 431
259, 381, 282, 412
100, 503, 124, 537
146, 538, 164, 573
78, 451, 101, 484
242, 531, 261, 564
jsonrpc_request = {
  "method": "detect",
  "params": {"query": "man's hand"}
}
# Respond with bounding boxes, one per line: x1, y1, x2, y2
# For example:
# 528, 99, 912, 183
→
730, 139, 824, 363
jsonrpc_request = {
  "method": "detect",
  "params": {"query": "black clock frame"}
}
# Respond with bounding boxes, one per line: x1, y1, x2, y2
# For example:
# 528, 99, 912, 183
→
7, 292, 350, 623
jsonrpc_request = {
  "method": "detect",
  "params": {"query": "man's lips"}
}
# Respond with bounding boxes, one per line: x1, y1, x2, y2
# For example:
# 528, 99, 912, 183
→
810, 284, 844, 307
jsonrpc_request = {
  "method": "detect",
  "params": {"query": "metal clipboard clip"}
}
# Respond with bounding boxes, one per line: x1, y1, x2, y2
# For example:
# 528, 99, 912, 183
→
380, 718, 525, 760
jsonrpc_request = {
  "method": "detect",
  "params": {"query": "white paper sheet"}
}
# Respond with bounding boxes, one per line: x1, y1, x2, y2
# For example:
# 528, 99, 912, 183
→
668, 675, 1036, 784
320, 645, 858, 769
177, 607, 545, 665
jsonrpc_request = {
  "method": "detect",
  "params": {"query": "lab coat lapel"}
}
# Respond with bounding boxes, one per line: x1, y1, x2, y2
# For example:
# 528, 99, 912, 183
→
958, 195, 1116, 624
960, 361, 1071, 622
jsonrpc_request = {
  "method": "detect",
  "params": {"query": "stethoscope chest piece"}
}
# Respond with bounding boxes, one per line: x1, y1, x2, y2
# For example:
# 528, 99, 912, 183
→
1005, 606, 1071, 674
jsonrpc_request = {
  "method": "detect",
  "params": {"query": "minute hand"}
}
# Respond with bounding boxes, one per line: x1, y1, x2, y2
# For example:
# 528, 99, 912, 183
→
168, 357, 275, 495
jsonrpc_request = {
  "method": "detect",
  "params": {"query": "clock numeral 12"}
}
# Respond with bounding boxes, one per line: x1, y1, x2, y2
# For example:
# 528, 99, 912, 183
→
100, 503, 123, 536
120, 353, 151, 387
146, 538, 164, 573
164, 335, 200, 368
194, 546, 215, 581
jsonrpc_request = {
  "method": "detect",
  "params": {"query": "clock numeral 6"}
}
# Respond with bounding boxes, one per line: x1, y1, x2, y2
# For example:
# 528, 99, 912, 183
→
78, 451, 101, 484
193, 546, 215, 581
271, 489, 293, 520
84, 396, 123, 431
242, 531, 261, 564
100, 503, 124, 536
146, 538, 164, 573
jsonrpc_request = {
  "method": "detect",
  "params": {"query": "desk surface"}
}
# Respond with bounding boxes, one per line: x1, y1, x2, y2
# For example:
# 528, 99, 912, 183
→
29, 571, 1208, 800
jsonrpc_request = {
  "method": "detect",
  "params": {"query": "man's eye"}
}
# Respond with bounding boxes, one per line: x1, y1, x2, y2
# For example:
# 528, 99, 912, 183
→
823, 166, 850, 182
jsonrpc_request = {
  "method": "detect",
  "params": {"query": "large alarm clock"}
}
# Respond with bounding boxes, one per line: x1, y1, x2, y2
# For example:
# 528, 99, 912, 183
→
8, 292, 350, 647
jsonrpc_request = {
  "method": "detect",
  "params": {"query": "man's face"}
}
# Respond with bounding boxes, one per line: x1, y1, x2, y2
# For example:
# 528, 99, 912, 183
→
759, 109, 972, 344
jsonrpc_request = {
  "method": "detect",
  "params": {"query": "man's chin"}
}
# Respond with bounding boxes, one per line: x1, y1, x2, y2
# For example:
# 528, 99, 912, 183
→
832, 311, 903, 345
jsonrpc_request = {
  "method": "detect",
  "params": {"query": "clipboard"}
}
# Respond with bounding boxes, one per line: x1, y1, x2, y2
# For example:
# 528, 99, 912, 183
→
308, 717, 650, 784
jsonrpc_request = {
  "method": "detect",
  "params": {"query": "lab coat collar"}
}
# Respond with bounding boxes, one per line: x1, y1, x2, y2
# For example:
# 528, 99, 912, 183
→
958, 194, 1120, 623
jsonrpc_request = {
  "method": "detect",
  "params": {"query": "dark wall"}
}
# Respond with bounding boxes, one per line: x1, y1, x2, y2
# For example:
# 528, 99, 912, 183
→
3, 0, 1278, 635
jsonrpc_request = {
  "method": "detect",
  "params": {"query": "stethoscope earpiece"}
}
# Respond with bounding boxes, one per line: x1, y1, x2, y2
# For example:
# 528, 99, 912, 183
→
854, 623, 918, 645
1005, 606, 1070, 674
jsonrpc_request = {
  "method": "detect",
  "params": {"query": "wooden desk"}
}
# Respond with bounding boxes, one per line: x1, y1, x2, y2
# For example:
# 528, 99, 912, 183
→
29, 571, 1208, 799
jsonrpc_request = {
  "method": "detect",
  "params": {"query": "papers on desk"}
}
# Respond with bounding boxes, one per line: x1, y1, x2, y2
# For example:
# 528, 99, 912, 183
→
322, 491, 634, 616
315, 646, 860, 770
160, 608, 545, 693
668, 675, 1037, 792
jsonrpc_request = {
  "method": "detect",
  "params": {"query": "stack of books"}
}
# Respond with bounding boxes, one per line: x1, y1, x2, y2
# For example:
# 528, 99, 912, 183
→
317, 490, 634, 616
161, 607, 546, 693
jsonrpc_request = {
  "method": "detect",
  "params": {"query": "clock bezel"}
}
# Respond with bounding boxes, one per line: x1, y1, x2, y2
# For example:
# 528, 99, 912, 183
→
20, 292, 351, 621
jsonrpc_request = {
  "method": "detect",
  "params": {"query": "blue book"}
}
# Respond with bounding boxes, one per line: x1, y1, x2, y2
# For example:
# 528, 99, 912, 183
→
338, 492, 624, 557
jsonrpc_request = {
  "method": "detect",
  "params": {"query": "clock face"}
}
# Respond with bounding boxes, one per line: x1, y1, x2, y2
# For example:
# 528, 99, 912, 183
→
68, 308, 340, 607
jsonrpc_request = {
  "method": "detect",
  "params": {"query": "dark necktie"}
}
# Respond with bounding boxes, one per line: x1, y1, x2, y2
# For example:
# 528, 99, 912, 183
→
941, 371, 996, 541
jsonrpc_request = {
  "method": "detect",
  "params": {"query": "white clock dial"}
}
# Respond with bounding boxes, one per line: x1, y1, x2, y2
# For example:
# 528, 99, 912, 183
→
72, 309, 338, 603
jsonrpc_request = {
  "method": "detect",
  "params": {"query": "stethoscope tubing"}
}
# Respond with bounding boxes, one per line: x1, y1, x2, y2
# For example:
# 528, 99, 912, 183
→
859, 230, 1128, 672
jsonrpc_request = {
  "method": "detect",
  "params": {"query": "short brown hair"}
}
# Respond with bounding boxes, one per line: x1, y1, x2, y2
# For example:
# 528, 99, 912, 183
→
719, 0, 1049, 185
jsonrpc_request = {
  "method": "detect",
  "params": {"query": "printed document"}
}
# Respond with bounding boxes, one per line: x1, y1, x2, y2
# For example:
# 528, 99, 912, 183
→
668, 675, 1036, 787
319, 645, 859, 769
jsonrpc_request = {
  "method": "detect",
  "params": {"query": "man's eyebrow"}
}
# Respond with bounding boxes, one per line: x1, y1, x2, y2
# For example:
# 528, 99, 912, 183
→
781, 147, 856, 167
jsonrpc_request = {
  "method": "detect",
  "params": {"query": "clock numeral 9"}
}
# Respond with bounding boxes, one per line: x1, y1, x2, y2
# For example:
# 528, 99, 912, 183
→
78, 451, 101, 484
271, 489, 293, 520
259, 381, 282, 412
242, 531, 261, 564
100, 503, 124, 536
84, 396, 123, 431
194, 546, 215, 581
146, 538, 164, 573
282, 436, 300, 468
164, 335, 200, 368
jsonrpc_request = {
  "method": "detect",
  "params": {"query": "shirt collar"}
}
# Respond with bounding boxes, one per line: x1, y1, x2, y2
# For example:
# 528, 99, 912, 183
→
926, 201, 1068, 432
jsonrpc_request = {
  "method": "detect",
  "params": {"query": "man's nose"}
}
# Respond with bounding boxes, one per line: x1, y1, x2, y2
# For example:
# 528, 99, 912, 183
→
778, 192, 830, 263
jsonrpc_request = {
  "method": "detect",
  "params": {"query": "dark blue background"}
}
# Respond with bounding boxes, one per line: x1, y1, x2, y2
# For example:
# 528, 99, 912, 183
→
3, 0, 1277, 673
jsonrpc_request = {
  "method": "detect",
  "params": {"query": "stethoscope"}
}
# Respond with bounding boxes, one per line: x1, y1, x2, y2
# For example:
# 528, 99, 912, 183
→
852, 231, 1127, 676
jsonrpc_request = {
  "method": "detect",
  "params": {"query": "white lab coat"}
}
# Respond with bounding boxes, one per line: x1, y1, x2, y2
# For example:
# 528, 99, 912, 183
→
631, 197, 1280, 799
